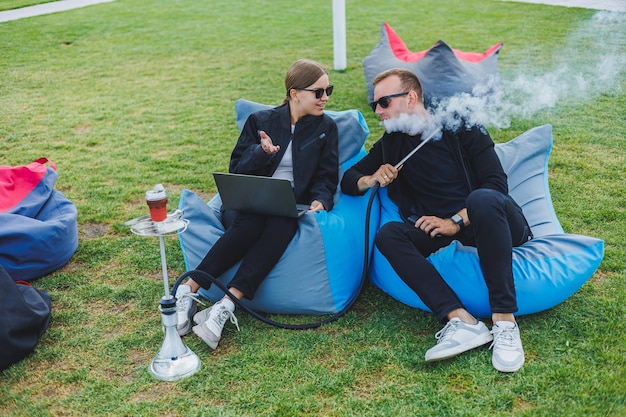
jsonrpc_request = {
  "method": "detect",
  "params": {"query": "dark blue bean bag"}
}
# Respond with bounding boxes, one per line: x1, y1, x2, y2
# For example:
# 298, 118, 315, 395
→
178, 100, 378, 315
0, 158, 78, 281
362, 22, 502, 107
369, 125, 604, 317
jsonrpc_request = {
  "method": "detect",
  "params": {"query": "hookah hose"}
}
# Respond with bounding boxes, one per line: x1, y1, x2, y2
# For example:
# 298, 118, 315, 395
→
170, 129, 437, 330
171, 183, 380, 331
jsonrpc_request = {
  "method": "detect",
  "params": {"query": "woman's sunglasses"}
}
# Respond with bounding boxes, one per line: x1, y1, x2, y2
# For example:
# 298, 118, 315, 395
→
296, 85, 334, 99
369, 92, 409, 112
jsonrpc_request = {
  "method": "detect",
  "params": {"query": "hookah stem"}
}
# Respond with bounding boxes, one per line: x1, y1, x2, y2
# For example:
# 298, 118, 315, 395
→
158, 235, 170, 298
393, 128, 438, 169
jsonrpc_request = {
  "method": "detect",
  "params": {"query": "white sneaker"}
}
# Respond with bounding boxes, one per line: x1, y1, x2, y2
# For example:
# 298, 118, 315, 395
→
175, 285, 201, 336
490, 321, 525, 372
192, 300, 239, 349
425, 318, 494, 362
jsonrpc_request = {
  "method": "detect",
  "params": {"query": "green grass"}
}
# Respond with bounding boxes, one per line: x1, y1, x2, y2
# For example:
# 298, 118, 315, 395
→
0, 0, 55, 12
1, 0, 624, 416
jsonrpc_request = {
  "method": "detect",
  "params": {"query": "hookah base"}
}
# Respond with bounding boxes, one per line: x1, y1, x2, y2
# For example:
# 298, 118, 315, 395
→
149, 349, 201, 382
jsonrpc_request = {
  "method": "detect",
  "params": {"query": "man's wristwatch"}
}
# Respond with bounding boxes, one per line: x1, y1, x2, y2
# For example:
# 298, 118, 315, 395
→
451, 214, 465, 231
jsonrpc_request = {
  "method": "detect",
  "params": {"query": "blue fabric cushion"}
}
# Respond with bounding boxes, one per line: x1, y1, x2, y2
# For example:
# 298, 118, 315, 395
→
0, 165, 78, 282
370, 124, 604, 317
178, 101, 378, 314
494, 125, 563, 237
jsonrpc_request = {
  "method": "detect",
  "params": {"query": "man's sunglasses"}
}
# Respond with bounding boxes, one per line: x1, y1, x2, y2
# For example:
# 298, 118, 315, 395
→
296, 85, 334, 99
369, 92, 409, 112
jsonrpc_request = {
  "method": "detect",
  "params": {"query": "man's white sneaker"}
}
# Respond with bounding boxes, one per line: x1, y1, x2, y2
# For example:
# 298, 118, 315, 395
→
490, 321, 525, 372
192, 300, 239, 350
425, 318, 494, 362
175, 285, 200, 336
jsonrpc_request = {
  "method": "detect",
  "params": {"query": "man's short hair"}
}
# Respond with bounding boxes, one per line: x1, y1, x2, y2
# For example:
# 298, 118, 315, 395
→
373, 68, 423, 101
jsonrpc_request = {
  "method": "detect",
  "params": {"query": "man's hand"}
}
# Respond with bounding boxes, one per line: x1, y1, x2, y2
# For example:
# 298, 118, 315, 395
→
414, 215, 460, 238
358, 163, 399, 192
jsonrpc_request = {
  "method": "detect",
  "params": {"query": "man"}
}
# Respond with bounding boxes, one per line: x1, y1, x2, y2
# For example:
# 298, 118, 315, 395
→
341, 68, 532, 372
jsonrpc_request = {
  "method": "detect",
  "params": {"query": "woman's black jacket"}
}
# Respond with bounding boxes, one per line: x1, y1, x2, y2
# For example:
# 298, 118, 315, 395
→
230, 103, 339, 211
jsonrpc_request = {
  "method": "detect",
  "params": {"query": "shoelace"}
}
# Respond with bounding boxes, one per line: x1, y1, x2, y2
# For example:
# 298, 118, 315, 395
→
489, 326, 517, 350
214, 306, 240, 332
434, 320, 459, 344
176, 291, 205, 311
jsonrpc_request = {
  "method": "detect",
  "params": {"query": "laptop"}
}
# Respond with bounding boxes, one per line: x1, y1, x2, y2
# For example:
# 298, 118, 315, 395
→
213, 172, 310, 218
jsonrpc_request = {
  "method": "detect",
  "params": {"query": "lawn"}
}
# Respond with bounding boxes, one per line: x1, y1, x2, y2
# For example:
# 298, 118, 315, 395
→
0, 0, 55, 12
0, 0, 624, 416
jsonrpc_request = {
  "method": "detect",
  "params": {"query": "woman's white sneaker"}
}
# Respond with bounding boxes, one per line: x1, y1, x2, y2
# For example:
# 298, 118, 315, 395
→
175, 284, 199, 336
192, 299, 239, 350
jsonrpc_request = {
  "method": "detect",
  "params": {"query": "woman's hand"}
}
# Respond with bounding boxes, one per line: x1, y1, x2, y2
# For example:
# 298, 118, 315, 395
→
259, 130, 280, 154
308, 200, 325, 212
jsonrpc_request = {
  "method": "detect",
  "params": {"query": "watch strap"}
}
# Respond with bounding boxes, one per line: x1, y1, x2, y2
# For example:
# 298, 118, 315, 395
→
451, 214, 465, 231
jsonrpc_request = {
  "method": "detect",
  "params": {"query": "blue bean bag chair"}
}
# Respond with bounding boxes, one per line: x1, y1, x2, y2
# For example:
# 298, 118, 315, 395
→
0, 158, 79, 282
178, 100, 378, 315
362, 22, 503, 107
369, 124, 604, 317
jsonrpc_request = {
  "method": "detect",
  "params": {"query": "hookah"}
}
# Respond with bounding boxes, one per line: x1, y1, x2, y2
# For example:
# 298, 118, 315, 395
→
125, 184, 201, 381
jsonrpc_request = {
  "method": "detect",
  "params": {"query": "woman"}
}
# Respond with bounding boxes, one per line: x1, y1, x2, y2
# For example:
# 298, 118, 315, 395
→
176, 59, 339, 349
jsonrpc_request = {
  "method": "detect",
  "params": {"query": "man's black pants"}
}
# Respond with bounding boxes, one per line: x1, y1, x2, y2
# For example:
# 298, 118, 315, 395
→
375, 189, 532, 322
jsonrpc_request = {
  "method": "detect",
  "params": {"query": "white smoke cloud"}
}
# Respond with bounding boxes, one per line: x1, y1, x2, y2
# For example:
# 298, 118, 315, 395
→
382, 10, 625, 134
493, 11, 624, 127
381, 112, 433, 136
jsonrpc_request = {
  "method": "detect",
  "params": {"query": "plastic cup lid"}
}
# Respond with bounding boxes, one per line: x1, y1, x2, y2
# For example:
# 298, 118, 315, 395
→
146, 184, 167, 200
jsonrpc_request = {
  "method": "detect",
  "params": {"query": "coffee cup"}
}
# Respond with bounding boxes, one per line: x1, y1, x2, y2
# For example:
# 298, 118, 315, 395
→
146, 184, 168, 222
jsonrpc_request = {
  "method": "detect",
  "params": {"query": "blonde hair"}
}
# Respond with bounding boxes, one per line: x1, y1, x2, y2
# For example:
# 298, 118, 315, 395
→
283, 59, 328, 105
